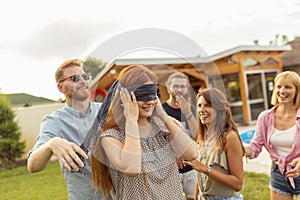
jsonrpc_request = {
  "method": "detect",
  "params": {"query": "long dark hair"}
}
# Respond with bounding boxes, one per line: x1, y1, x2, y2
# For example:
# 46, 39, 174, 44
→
196, 88, 244, 153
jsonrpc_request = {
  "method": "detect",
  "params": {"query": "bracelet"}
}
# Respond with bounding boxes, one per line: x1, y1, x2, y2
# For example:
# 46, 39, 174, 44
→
206, 166, 211, 175
186, 113, 193, 120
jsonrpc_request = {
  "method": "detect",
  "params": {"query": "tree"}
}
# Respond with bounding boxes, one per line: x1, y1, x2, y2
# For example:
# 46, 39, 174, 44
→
269, 40, 273, 46
281, 35, 289, 45
274, 34, 279, 46
0, 94, 25, 169
82, 57, 106, 80
253, 34, 291, 46
253, 39, 259, 45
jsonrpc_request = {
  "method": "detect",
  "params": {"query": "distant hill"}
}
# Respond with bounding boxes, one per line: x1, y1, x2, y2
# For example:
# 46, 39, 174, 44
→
3, 93, 58, 107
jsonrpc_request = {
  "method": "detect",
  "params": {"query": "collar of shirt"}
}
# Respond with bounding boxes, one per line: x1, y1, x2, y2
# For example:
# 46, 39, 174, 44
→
64, 102, 92, 118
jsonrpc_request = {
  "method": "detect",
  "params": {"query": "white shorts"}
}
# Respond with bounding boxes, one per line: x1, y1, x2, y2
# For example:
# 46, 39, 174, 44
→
179, 169, 197, 198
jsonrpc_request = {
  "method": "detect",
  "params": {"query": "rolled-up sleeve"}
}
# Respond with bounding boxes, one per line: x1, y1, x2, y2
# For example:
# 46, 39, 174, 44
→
248, 110, 268, 159
27, 115, 59, 159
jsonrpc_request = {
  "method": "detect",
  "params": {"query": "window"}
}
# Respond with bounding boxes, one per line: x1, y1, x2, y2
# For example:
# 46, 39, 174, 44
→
264, 58, 278, 66
208, 73, 243, 124
243, 58, 260, 67
222, 73, 241, 102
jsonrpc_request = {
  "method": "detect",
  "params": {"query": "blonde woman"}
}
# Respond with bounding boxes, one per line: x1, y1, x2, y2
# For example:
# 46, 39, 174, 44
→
245, 71, 300, 200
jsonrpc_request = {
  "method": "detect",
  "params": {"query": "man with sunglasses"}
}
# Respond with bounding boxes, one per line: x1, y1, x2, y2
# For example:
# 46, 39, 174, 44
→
162, 72, 198, 200
27, 59, 103, 200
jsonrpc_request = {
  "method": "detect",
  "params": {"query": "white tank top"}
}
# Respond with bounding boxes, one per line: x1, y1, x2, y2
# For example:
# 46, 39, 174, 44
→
270, 124, 296, 157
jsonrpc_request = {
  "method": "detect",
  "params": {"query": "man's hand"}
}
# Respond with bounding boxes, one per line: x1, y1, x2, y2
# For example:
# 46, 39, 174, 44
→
49, 137, 88, 172
175, 95, 191, 116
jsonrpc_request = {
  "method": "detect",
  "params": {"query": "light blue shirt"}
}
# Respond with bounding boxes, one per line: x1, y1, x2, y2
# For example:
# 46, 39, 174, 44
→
28, 102, 103, 200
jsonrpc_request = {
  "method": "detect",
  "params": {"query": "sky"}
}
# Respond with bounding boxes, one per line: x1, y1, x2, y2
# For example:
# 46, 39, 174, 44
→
0, 0, 300, 101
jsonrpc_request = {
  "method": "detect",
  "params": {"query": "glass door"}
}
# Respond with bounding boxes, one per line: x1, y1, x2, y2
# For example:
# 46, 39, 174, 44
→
265, 72, 278, 109
245, 70, 279, 123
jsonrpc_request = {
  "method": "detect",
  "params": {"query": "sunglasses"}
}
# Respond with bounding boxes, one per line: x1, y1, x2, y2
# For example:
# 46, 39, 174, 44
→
171, 84, 187, 90
59, 73, 90, 83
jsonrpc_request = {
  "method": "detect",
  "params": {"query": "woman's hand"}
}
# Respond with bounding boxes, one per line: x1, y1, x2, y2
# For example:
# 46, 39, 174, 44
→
176, 157, 184, 169
120, 88, 139, 122
286, 158, 300, 178
244, 146, 252, 157
154, 97, 169, 121
183, 159, 207, 173
154, 98, 183, 128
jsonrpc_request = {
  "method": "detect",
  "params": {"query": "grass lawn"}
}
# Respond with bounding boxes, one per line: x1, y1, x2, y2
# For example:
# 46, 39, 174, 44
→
0, 162, 68, 200
242, 171, 270, 199
0, 161, 270, 200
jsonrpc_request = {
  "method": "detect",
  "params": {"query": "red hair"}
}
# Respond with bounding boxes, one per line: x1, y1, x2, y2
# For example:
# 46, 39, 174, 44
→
91, 65, 157, 198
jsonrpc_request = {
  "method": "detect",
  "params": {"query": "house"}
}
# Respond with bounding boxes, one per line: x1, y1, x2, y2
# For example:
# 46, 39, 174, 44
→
90, 45, 291, 125
5, 93, 57, 107
3, 93, 64, 159
14, 103, 64, 159
282, 37, 300, 74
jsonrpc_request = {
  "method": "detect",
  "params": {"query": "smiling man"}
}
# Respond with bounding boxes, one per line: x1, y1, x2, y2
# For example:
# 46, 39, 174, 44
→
162, 72, 198, 200
27, 59, 103, 200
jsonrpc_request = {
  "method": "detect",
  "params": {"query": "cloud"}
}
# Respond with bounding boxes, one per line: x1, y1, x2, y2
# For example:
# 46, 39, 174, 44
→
16, 20, 119, 60
188, 17, 300, 55
286, 11, 300, 19
0, 42, 8, 48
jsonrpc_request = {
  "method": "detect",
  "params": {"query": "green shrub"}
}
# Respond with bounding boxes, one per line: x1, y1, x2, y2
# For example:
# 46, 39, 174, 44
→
0, 94, 25, 168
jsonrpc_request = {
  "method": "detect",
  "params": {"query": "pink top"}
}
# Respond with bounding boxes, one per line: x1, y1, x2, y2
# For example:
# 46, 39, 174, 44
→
248, 105, 300, 188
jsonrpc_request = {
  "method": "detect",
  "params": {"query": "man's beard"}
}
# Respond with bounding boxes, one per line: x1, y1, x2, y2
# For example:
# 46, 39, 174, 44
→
69, 91, 89, 102
171, 92, 187, 102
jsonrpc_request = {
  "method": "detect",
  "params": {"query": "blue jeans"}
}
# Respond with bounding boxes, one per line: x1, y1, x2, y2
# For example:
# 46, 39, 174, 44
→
179, 169, 197, 198
270, 162, 300, 198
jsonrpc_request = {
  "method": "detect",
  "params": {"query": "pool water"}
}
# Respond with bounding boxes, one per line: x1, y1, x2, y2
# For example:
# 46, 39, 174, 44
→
240, 129, 255, 144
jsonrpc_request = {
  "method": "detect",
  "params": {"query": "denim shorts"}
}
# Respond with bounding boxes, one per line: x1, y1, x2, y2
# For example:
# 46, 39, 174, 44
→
270, 162, 300, 198
201, 193, 243, 200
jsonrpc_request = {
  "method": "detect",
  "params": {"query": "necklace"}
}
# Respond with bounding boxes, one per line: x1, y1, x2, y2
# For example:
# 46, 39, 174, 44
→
204, 133, 217, 149
199, 133, 217, 159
